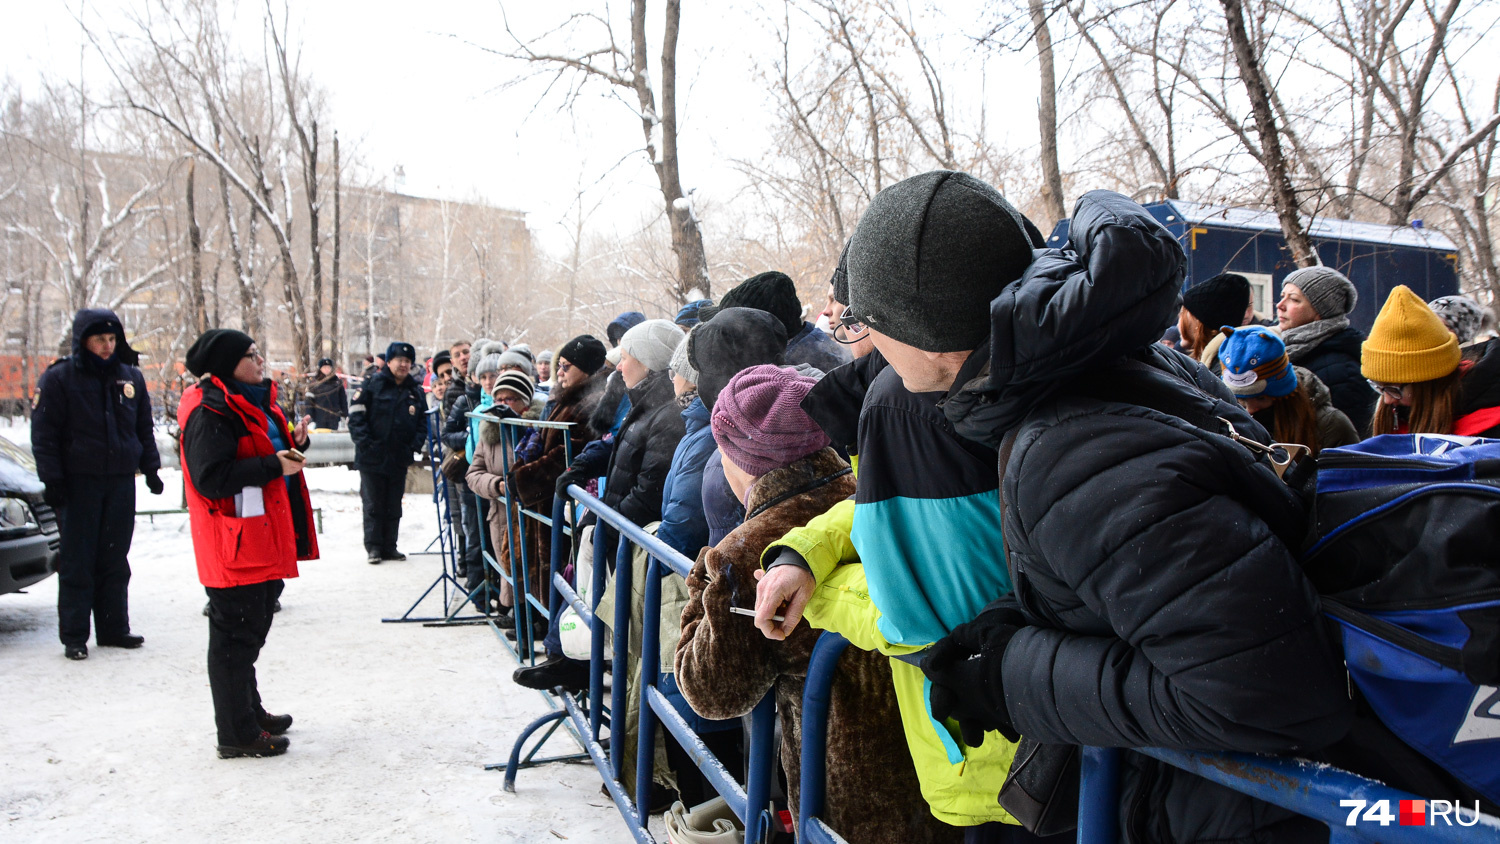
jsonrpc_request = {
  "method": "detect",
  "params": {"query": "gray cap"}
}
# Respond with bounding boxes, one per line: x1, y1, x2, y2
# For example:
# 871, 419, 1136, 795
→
618, 319, 684, 372
669, 329, 698, 384
1283, 266, 1357, 320
847, 170, 1039, 352
494, 350, 537, 381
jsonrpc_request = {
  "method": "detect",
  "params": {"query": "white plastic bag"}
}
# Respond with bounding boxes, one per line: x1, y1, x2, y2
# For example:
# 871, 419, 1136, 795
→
559, 523, 611, 661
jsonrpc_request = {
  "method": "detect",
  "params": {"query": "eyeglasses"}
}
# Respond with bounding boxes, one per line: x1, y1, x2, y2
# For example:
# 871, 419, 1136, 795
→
242, 350, 264, 360
832, 305, 868, 345
496, 394, 529, 407
557, 362, 574, 375
1366, 379, 1407, 401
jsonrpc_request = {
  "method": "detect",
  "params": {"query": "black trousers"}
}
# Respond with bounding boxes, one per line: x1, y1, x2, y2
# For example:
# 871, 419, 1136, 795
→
359, 469, 406, 556
205, 579, 285, 745
961, 823, 1073, 843
56, 474, 136, 646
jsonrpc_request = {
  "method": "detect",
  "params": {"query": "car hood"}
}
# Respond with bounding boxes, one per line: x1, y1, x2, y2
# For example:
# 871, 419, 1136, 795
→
0, 440, 44, 496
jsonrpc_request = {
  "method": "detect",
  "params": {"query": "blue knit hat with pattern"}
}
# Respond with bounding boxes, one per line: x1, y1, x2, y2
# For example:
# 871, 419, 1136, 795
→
1218, 325, 1297, 398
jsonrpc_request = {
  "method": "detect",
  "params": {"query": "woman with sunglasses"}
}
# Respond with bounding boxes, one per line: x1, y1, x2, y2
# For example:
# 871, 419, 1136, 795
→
1363, 285, 1500, 437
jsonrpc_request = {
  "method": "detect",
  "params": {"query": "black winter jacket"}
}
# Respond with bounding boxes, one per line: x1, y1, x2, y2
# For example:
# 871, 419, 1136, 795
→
442, 390, 477, 454
945, 191, 1352, 844
1457, 338, 1500, 435
304, 374, 348, 430
348, 370, 429, 475
602, 370, 685, 527
31, 308, 161, 484
1290, 326, 1377, 436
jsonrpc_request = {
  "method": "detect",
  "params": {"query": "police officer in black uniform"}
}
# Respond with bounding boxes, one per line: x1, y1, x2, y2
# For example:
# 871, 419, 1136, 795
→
31, 308, 165, 660
347, 341, 427, 564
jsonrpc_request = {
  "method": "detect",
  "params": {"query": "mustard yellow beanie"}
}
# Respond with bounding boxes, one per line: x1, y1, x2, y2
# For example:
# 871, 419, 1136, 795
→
1361, 285, 1461, 383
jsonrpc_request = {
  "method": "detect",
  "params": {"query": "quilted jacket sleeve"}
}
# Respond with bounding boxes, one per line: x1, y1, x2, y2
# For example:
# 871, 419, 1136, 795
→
999, 411, 1352, 754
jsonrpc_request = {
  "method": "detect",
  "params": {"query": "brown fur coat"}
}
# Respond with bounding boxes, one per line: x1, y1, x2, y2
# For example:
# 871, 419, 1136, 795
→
465, 397, 547, 608
675, 448, 958, 844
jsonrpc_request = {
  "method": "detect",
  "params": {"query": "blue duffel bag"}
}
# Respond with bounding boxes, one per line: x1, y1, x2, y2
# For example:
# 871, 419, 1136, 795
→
1306, 434, 1500, 805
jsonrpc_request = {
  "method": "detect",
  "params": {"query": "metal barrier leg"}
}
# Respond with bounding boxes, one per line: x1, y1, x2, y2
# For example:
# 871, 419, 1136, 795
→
798, 632, 851, 843
1077, 747, 1122, 844
609, 534, 633, 782
500, 709, 577, 792
635, 557, 663, 816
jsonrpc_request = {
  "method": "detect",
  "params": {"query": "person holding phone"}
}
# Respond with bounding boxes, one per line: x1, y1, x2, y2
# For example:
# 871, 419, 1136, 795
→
179, 329, 320, 759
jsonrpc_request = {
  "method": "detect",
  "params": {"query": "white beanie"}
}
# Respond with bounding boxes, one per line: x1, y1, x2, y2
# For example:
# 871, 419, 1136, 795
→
669, 329, 698, 384
618, 319, 684, 372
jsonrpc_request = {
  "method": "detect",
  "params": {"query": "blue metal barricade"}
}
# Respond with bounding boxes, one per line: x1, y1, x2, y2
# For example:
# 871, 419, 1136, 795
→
463, 413, 577, 662
796, 635, 1499, 843
382, 406, 481, 624
503, 484, 780, 844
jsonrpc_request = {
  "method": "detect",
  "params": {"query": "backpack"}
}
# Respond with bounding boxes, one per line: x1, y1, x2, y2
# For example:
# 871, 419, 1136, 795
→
1303, 434, 1500, 805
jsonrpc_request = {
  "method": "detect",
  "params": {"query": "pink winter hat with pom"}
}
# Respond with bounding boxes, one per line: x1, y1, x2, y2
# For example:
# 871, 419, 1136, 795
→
711, 365, 830, 477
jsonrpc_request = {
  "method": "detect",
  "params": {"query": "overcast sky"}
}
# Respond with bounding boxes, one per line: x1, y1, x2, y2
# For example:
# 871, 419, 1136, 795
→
0, 1, 1039, 252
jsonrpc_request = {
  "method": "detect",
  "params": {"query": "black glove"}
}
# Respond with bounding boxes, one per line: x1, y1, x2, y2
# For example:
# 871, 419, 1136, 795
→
145, 471, 165, 496
921, 604, 1026, 746
43, 482, 67, 510
555, 466, 585, 499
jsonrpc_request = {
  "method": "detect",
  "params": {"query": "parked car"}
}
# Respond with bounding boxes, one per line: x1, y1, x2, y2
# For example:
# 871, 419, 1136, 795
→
0, 437, 60, 595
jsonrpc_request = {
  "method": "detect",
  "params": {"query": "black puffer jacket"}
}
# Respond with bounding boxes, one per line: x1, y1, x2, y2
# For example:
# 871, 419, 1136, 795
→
31, 308, 161, 484
1457, 338, 1500, 435
1290, 326, 1376, 436
602, 369, 685, 527
945, 191, 1352, 843
348, 370, 429, 475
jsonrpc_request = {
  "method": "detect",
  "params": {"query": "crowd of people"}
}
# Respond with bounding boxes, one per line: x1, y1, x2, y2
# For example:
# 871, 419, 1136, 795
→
28, 168, 1500, 840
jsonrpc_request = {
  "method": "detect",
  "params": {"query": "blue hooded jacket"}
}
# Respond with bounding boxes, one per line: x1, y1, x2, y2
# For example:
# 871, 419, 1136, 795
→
656, 396, 713, 558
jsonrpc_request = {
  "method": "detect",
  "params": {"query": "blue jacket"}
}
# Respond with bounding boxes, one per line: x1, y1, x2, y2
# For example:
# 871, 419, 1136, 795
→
785, 321, 851, 374
656, 397, 713, 559
31, 308, 161, 484
701, 450, 744, 548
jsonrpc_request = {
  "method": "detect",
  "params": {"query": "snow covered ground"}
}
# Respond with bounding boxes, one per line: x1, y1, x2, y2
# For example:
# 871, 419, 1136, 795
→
0, 466, 628, 843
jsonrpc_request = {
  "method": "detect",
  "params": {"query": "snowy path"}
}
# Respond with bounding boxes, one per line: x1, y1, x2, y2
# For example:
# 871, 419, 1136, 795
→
0, 468, 628, 843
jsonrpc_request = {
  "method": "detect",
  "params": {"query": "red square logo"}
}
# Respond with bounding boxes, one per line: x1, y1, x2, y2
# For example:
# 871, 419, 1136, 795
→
1400, 799, 1426, 826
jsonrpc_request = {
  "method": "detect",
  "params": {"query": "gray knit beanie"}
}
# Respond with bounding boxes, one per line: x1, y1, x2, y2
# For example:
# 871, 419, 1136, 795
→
1428, 295, 1491, 345
669, 329, 698, 384
494, 350, 537, 381
1283, 266, 1356, 320
847, 170, 1041, 352
473, 351, 504, 378
618, 319, 684, 372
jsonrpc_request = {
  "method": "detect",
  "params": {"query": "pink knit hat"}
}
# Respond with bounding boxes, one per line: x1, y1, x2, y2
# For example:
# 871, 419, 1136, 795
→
711, 365, 830, 477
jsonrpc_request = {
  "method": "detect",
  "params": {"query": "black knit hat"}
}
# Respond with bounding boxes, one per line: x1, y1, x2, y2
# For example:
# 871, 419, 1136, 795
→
1182, 273, 1251, 333
186, 329, 255, 380
385, 341, 416, 363
558, 334, 607, 375
688, 307, 788, 410
318, 357, 334, 369
847, 171, 1042, 352
430, 351, 451, 371
719, 271, 804, 337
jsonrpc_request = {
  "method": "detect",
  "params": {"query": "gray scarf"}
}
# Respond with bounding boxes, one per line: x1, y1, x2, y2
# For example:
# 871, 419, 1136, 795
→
1282, 316, 1349, 362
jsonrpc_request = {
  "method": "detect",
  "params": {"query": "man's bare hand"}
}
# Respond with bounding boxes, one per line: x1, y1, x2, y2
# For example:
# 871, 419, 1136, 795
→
752, 566, 815, 641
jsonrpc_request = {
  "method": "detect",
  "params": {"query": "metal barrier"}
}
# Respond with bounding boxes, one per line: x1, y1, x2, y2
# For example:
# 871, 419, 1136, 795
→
381, 407, 481, 624
797, 636, 1498, 844
502, 484, 780, 844
464, 413, 578, 663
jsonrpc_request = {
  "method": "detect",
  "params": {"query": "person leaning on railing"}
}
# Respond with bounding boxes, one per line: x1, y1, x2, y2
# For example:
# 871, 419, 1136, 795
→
676, 365, 954, 844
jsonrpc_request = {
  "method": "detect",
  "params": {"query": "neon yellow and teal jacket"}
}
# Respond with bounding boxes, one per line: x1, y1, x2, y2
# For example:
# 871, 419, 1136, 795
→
764, 362, 1019, 827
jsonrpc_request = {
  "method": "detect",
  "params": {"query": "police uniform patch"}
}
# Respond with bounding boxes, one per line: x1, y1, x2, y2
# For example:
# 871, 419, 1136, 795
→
123, 383, 135, 399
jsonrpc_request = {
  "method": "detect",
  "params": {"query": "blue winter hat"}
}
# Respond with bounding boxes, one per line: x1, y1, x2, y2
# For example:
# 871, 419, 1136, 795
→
385, 341, 416, 363
606, 311, 647, 346
675, 299, 714, 328
1218, 326, 1297, 398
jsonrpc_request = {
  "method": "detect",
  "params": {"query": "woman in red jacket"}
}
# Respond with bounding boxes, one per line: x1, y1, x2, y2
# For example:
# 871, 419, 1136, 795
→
179, 329, 320, 759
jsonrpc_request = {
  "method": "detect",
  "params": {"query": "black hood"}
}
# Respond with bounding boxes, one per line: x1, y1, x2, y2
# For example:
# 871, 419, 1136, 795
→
945, 190, 1185, 438
689, 307, 788, 410
71, 307, 140, 366
1460, 338, 1500, 417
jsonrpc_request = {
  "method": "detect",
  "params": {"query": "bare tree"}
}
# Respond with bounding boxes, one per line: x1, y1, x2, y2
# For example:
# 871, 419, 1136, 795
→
491, 0, 710, 301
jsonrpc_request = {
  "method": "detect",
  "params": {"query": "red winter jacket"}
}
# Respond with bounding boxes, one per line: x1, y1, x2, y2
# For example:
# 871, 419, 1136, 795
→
179, 376, 319, 588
